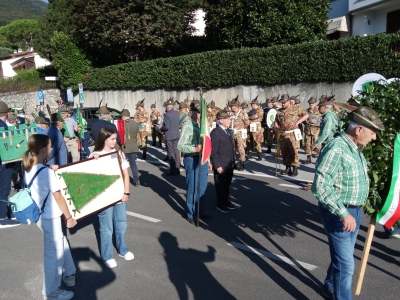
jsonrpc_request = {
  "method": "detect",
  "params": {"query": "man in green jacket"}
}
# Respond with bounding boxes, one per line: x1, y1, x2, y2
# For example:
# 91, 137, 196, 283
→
121, 109, 140, 186
311, 98, 339, 152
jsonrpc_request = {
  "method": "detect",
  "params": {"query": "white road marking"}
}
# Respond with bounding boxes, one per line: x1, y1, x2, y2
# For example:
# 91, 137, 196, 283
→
279, 184, 302, 189
228, 242, 318, 271
126, 211, 161, 223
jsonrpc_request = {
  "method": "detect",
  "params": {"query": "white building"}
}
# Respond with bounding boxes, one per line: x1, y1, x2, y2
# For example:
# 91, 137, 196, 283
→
327, 0, 400, 39
350, 0, 400, 36
0, 51, 51, 78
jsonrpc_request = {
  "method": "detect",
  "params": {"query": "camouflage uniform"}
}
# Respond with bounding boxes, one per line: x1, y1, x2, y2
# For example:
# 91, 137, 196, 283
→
231, 109, 250, 162
150, 109, 163, 146
304, 107, 321, 155
207, 111, 214, 128
135, 109, 149, 149
247, 106, 264, 153
276, 105, 308, 167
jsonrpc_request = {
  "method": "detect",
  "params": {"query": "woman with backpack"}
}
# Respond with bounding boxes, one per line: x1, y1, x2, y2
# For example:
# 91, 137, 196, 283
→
23, 134, 77, 300
90, 127, 133, 268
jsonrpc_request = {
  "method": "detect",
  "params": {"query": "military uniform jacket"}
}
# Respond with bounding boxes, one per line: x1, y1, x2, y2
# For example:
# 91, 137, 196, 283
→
231, 109, 250, 130
134, 109, 149, 131
276, 106, 307, 132
150, 110, 161, 126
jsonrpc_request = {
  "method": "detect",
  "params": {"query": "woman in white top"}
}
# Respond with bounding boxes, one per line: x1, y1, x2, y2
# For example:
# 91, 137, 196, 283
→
23, 134, 77, 300
90, 127, 133, 268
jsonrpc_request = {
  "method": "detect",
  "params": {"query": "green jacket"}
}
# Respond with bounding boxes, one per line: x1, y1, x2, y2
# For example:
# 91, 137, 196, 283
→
123, 119, 139, 153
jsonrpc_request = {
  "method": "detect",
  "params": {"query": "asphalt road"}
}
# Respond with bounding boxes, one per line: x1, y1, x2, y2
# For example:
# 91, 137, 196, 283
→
0, 144, 399, 300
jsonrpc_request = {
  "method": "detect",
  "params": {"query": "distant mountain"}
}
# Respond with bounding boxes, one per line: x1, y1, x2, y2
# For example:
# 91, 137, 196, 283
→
0, 0, 48, 26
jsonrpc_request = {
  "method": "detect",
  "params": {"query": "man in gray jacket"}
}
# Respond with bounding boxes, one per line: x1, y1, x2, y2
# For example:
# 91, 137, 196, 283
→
160, 98, 180, 175
121, 109, 140, 186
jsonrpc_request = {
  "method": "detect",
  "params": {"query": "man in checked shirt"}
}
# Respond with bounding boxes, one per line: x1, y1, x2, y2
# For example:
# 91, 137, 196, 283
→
312, 106, 384, 300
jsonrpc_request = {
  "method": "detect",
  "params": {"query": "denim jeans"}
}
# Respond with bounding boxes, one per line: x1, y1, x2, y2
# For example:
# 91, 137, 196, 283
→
183, 156, 208, 218
98, 202, 129, 261
0, 166, 13, 219
37, 217, 76, 296
125, 152, 139, 184
319, 203, 362, 300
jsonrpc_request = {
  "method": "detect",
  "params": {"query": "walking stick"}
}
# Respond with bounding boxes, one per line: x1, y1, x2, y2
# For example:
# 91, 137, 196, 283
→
196, 87, 205, 227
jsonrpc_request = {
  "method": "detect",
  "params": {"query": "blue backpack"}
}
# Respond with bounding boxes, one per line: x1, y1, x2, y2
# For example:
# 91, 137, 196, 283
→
8, 166, 50, 224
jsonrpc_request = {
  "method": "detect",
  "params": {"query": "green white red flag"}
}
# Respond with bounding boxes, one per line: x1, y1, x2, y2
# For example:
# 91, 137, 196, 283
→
200, 95, 211, 165
377, 133, 400, 228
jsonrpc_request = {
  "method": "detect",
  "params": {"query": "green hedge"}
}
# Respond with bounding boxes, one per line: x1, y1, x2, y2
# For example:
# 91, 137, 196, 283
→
83, 33, 400, 90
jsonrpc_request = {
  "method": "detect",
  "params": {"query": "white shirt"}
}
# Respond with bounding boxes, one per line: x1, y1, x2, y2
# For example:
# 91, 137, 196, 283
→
90, 149, 129, 170
24, 164, 62, 219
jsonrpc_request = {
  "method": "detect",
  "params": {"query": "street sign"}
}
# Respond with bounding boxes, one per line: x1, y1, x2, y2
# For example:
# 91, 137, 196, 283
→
67, 87, 73, 103
78, 83, 83, 93
79, 93, 84, 103
38, 90, 44, 103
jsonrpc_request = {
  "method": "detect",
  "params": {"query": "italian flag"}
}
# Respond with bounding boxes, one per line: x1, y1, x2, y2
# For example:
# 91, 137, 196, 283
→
200, 95, 212, 165
377, 133, 400, 228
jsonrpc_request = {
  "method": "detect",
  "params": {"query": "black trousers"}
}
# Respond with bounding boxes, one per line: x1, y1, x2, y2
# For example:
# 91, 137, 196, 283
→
166, 139, 180, 174
213, 168, 234, 207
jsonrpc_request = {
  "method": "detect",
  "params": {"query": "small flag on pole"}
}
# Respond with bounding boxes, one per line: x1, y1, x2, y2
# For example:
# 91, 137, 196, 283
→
377, 133, 400, 229
200, 95, 211, 165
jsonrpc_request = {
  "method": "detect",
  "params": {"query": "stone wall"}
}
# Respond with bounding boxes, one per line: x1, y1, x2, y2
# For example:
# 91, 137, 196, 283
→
0, 81, 354, 116
71, 81, 353, 113
0, 89, 61, 115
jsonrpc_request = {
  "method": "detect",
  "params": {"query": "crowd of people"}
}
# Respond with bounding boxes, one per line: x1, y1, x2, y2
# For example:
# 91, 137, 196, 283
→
0, 95, 399, 300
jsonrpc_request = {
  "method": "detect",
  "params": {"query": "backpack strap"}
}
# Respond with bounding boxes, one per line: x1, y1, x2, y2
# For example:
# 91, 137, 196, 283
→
40, 191, 51, 214
26, 166, 47, 189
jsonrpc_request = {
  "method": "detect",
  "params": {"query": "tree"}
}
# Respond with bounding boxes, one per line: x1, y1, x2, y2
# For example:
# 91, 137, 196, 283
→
204, 0, 330, 49
34, 0, 75, 60
0, 19, 39, 51
50, 31, 92, 89
72, 0, 196, 67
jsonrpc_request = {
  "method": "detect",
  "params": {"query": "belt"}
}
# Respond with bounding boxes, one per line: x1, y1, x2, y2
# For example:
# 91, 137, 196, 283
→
283, 130, 295, 134
343, 204, 363, 209
183, 153, 199, 157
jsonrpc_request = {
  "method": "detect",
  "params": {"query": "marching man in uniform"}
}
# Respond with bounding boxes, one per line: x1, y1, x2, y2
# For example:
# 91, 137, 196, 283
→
229, 96, 249, 171
247, 96, 264, 161
134, 99, 149, 160
150, 104, 163, 148
304, 97, 322, 164
275, 94, 308, 177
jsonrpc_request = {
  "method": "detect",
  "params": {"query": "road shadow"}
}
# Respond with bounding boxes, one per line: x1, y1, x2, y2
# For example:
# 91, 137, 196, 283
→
158, 232, 236, 300
68, 247, 116, 300
201, 175, 326, 299
139, 170, 187, 218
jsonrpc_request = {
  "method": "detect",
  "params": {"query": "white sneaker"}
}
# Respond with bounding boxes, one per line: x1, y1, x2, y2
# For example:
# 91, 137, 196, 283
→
63, 274, 75, 287
104, 258, 117, 268
118, 251, 134, 261
44, 288, 74, 300
0, 218, 21, 228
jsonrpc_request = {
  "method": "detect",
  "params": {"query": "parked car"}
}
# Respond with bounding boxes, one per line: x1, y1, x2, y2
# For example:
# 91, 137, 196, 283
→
72, 107, 122, 131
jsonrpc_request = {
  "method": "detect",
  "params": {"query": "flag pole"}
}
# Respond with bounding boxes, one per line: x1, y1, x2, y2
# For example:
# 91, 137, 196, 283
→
354, 218, 376, 295
196, 87, 204, 227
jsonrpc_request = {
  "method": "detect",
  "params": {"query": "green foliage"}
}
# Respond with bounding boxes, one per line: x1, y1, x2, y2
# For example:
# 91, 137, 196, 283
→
72, 0, 196, 67
357, 81, 400, 222
0, 19, 39, 50
204, 0, 330, 49
0, 47, 14, 57
83, 32, 400, 90
0, 0, 47, 26
0, 34, 17, 49
50, 31, 91, 90
34, 0, 75, 61
14, 68, 40, 81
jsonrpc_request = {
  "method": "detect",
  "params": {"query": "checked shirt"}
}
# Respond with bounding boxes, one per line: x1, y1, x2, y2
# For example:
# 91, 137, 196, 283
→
312, 132, 369, 218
